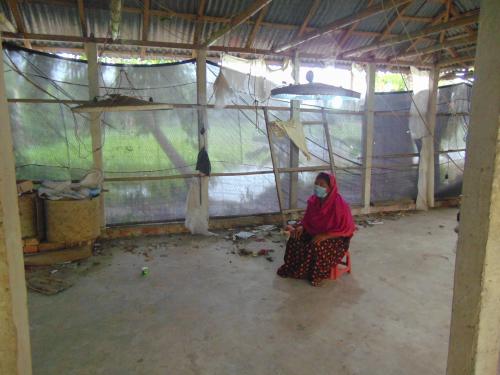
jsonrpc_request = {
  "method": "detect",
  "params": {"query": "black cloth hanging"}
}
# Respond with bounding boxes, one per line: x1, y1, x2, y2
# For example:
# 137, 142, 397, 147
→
196, 147, 211, 176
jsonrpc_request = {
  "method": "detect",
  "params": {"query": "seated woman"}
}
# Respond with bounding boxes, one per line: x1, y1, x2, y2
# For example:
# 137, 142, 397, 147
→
277, 172, 356, 287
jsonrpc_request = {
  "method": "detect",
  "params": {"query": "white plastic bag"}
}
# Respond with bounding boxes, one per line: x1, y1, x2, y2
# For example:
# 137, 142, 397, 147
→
184, 177, 215, 236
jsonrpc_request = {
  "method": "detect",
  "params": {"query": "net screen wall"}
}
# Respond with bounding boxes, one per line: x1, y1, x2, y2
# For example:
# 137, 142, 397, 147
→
5, 46, 469, 225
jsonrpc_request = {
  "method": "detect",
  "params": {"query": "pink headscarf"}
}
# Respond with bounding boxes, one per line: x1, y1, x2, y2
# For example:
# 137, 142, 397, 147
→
301, 173, 356, 237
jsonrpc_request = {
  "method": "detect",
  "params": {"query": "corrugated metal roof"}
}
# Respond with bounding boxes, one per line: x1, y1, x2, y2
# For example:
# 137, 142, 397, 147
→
0, 0, 480, 68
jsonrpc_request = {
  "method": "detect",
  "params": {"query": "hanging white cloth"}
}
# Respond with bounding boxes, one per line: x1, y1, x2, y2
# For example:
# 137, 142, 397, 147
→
213, 55, 293, 108
409, 67, 432, 210
270, 119, 311, 160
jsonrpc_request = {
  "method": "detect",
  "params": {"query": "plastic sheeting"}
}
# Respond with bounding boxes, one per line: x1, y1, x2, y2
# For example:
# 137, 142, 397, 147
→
435, 83, 470, 198
372, 92, 418, 202
4, 45, 469, 225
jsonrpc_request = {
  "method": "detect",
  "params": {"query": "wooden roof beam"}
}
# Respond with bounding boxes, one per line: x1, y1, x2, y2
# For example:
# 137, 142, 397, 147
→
337, 0, 375, 51
273, 0, 412, 53
245, 4, 269, 49
6, 0, 31, 48
342, 10, 479, 58
140, 0, 150, 57
437, 55, 475, 68
297, 0, 321, 37
76, 0, 87, 37
378, 2, 413, 41
17, 0, 400, 39
193, 0, 207, 46
2, 31, 432, 67
393, 33, 476, 60
202, 0, 273, 48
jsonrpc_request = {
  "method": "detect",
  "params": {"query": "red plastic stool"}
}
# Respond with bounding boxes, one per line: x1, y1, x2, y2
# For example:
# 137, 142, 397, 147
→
330, 250, 351, 280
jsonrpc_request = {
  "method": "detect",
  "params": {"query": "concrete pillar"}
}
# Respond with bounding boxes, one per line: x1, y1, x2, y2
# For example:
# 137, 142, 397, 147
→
446, 0, 500, 374
84, 42, 105, 228
0, 38, 33, 375
289, 51, 300, 209
362, 63, 375, 212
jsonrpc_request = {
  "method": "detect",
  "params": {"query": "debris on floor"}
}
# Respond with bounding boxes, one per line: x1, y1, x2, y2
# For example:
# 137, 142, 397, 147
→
27, 275, 74, 295
355, 211, 409, 228
238, 248, 253, 257
237, 248, 275, 258
233, 231, 255, 240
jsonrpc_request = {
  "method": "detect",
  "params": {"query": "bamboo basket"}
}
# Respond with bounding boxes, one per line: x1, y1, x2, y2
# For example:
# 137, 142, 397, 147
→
45, 198, 100, 243
18, 193, 37, 239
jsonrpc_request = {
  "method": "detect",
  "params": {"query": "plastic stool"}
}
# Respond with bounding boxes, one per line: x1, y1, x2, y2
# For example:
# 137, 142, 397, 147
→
330, 250, 351, 280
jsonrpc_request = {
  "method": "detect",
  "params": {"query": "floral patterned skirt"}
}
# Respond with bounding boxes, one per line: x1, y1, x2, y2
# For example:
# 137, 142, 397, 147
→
277, 233, 350, 286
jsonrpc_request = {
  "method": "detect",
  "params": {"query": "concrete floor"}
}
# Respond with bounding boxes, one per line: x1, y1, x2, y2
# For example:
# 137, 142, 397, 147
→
28, 208, 458, 375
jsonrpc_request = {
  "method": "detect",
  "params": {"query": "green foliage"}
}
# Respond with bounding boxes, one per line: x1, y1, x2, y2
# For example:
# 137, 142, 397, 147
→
375, 72, 410, 92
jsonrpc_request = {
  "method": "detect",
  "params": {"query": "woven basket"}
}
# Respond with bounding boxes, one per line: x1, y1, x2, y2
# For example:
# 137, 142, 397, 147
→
45, 198, 100, 243
18, 193, 37, 239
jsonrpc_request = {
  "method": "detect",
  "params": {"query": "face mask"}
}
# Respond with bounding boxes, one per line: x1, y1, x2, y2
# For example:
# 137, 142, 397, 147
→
314, 185, 328, 199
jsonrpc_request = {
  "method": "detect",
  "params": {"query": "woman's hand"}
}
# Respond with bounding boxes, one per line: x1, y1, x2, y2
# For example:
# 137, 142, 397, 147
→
313, 233, 331, 244
293, 225, 304, 239
284, 225, 304, 239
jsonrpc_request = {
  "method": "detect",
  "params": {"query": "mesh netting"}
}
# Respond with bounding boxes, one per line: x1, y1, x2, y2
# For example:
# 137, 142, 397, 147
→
371, 91, 419, 202
4, 47, 88, 100
435, 83, 470, 198
10, 103, 93, 181
5, 45, 469, 225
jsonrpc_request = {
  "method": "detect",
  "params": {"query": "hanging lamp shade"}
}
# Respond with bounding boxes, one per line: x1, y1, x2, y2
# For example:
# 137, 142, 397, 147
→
270, 70, 361, 100
71, 94, 173, 113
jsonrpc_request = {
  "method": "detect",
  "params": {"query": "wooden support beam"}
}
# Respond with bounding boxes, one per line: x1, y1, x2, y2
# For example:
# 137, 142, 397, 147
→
297, 0, 321, 37
362, 63, 375, 213
274, 0, 411, 53
193, 0, 206, 46
437, 55, 475, 68
76, 0, 87, 37
84, 42, 105, 228
392, 33, 477, 60
377, 2, 412, 41
202, 0, 273, 47
6, 0, 31, 48
440, 0, 452, 43
245, 4, 268, 49
2, 32, 433, 67
426, 67, 439, 208
399, 15, 433, 22
288, 50, 300, 210
109, 0, 122, 40
140, 0, 150, 58
337, 0, 375, 51
342, 11, 479, 58
401, 9, 448, 58
263, 108, 285, 216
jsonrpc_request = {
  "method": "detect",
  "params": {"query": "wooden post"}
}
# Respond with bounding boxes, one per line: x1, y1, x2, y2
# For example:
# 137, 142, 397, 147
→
289, 50, 300, 209
322, 108, 336, 174
446, 0, 500, 373
362, 63, 375, 212
426, 67, 439, 208
0, 37, 33, 375
196, 49, 208, 149
84, 42, 105, 229
263, 108, 285, 218
195, 49, 209, 212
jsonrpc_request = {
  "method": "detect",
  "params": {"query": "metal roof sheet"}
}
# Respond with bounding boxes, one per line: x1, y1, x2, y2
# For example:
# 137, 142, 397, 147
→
0, 0, 480, 67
